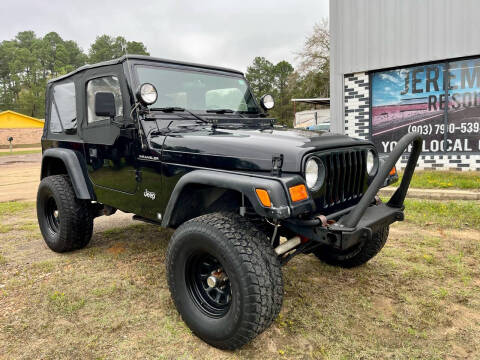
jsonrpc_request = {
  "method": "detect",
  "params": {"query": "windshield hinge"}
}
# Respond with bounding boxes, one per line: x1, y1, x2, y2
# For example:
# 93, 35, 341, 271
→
271, 154, 284, 176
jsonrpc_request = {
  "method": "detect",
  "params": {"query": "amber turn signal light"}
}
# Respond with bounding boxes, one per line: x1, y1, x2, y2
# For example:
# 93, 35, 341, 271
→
289, 184, 308, 202
389, 166, 397, 176
255, 189, 272, 207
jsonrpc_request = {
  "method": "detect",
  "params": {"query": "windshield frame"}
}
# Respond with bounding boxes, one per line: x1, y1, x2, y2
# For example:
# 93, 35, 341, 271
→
127, 60, 263, 115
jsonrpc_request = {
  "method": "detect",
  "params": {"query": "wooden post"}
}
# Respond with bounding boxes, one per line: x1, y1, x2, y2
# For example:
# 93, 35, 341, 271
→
293, 101, 296, 127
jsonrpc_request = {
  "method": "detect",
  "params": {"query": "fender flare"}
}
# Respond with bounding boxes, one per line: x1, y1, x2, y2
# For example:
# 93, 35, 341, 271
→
161, 170, 291, 228
41, 148, 94, 200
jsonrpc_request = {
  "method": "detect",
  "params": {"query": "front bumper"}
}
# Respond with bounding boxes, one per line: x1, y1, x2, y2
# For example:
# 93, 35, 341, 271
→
282, 132, 423, 251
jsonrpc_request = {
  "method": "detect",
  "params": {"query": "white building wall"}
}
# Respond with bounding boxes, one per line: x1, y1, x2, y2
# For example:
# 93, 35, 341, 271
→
330, 0, 480, 170
331, 0, 480, 82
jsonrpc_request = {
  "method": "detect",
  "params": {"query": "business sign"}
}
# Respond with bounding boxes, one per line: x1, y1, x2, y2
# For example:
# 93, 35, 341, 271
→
371, 58, 480, 153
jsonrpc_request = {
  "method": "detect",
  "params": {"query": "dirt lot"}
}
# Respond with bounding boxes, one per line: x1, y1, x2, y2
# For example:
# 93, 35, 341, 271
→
1, 154, 480, 359
0, 199, 479, 360
0, 153, 41, 202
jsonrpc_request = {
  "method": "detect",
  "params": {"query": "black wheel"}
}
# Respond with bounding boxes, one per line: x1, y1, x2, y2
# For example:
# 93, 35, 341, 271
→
186, 252, 232, 318
166, 212, 283, 350
313, 226, 389, 268
37, 175, 93, 252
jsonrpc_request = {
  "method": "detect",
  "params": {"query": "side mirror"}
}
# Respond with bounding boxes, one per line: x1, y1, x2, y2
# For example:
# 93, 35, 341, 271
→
95, 92, 116, 118
260, 94, 275, 111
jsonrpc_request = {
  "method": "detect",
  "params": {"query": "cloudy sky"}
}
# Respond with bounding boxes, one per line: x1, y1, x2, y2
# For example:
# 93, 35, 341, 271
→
0, 0, 328, 72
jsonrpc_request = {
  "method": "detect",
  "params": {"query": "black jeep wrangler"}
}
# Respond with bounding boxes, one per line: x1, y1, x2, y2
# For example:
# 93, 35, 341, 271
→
37, 55, 422, 349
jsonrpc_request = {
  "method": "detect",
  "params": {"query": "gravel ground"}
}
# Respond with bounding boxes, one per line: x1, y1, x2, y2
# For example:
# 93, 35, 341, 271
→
0, 153, 135, 229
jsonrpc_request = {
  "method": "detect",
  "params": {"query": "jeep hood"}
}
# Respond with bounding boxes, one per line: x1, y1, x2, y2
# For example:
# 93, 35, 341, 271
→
152, 127, 372, 173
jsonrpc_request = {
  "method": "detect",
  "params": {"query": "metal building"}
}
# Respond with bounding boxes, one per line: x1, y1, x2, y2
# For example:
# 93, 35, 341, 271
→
330, 0, 480, 170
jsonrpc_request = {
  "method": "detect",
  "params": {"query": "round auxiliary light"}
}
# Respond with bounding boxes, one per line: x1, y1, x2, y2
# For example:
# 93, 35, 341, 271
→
366, 149, 376, 174
137, 83, 158, 105
305, 158, 319, 190
260, 94, 275, 110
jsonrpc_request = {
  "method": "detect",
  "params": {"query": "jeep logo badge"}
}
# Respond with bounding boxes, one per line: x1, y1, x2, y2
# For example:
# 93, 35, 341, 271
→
144, 189, 156, 200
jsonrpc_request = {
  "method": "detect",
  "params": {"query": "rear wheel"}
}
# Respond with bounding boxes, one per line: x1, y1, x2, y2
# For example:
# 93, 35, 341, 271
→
166, 212, 283, 350
313, 226, 389, 268
37, 175, 93, 252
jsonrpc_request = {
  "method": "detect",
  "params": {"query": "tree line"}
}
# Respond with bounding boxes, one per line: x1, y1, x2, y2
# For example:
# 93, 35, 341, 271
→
246, 20, 329, 127
1, 21, 329, 126
0, 31, 149, 118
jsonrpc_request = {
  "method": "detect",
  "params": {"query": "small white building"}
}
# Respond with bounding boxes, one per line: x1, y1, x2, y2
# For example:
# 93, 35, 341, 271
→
292, 98, 330, 129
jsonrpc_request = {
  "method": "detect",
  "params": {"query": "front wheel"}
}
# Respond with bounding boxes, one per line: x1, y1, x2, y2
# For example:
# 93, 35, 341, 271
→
166, 212, 283, 350
313, 226, 389, 268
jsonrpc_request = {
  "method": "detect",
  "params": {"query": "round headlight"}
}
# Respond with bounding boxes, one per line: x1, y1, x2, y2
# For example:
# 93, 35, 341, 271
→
137, 83, 158, 105
305, 158, 319, 189
366, 150, 376, 174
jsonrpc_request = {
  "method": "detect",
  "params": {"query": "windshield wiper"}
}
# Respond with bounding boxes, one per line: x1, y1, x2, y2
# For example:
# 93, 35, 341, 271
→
150, 106, 210, 124
150, 106, 186, 113
206, 109, 234, 114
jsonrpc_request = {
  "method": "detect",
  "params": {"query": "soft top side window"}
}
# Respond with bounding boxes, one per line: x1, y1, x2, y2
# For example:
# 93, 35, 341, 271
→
49, 81, 77, 134
87, 76, 123, 123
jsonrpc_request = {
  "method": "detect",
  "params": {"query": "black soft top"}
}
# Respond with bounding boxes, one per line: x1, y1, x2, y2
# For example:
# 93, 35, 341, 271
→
48, 55, 244, 84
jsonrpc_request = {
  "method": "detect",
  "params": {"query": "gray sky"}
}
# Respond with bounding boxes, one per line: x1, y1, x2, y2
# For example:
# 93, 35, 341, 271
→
0, 0, 328, 72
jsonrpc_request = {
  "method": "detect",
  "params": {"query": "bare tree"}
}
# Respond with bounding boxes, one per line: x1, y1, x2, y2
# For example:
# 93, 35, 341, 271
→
295, 19, 330, 97
297, 18, 330, 74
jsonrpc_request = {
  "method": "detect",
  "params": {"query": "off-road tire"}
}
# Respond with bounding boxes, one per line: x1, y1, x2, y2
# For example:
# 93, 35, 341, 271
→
166, 212, 283, 350
233, 215, 283, 332
37, 175, 93, 252
313, 226, 389, 268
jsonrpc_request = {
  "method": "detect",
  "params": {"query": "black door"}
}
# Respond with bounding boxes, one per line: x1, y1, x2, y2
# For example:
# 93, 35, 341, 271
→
81, 71, 138, 197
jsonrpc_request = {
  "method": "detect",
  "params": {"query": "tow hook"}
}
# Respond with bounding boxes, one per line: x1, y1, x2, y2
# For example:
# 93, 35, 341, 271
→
317, 214, 336, 227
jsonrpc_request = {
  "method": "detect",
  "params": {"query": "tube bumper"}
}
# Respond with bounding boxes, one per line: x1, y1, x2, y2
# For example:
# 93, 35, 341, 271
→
283, 132, 423, 251
328, 202, 404, 250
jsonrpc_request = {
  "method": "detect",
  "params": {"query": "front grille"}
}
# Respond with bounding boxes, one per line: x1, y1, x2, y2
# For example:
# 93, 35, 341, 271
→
313, 148, 369, 211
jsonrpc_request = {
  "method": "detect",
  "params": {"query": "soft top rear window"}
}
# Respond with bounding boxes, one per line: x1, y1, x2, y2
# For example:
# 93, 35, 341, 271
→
49, 82, 76, 133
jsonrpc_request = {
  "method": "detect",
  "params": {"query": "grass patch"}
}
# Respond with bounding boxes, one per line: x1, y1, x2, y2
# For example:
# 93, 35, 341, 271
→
32, 260, 55, 273
0, 224, 13, 233
1, 200, 479, 359
0, 143, 40, 149
393, 170, 480, 189
16, 222, 39, 232
404, 199, 480, 229
48, 291, 86, 314
0, 201, 33, 217
0, 149, 41, 157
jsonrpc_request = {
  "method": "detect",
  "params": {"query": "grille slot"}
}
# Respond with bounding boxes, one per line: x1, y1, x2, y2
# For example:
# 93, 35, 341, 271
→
318, 149, 367, 209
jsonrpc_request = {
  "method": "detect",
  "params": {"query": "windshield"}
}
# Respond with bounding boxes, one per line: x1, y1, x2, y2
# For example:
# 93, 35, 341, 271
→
135, 65, 260, 113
